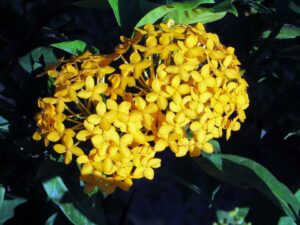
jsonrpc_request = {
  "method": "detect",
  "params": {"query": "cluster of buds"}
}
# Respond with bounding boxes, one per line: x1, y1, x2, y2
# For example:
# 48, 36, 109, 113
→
33, 22, 249, 194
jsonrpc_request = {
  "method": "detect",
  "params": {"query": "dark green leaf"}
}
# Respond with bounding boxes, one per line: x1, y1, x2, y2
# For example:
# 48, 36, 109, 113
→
195, 154, 300, 221
213, 0, 238, 17
0, 116, 9, 134
18, 47, 56, 73
172, 0, 215, 10
284, 131, 300, 140
73, 0, 109, 9
278, 216, 297, 225
263, 24, 300, 39
289, 1, 300, 14
0, 186, 4, 209
0, 196, 27, 224
45, 213, 58, 225
43, 176, 107, 225
51, 40, 87, 56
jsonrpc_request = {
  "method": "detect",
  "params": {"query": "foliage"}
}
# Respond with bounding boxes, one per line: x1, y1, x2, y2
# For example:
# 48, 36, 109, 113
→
0, 0, 299, 225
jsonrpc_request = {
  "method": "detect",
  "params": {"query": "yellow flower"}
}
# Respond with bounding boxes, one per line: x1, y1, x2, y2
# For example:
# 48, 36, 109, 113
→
33, 22, 249, 194
53, 135, 84, 164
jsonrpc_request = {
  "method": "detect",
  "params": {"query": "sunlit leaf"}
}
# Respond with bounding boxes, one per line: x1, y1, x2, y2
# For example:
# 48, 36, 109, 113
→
108, 0, 121, 26
195, 154, 300, 221
51, 40, 87, 56
43, 176, 107, 225
135, 5, 175, 28
135, 0, 215, 28
163, 7, 226, 24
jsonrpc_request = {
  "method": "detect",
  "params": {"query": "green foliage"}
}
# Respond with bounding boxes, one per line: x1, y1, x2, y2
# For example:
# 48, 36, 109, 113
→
195, 154, 300, 222
0, 187, 27, 224
214, 207, 251, 225
43, 176, 107, 225
108, 0, 121, 26
18, 47, 56, 73
263, 24, 300, 39
50, 40, 87, 56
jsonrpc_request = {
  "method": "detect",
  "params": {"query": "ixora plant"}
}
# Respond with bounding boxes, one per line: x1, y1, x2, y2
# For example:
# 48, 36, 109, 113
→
23, 0, 299, 224
33, 22, 249, 194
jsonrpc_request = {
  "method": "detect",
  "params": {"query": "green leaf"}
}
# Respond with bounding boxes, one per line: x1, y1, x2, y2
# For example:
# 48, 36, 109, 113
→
263, 24, 300, 39
108, 0, 121, 26
135, 5, 176, 28
135, 0, 214, 28
0, 186, 4, 209
284, 130, 300, 140
289, 1, 300, 14
0, 195, 27, 224
213, 0, 238, 17
43, 176, 107, 225
278, 216, 297, 225
18, 47, 56, 73
216, 207, 250, 224
172, 0, 215, 10
163, 7, 227, 24
51, 40, 87, 56
0, 116, 9, 134
45, 213, 58, 225
195, 154, 300, 221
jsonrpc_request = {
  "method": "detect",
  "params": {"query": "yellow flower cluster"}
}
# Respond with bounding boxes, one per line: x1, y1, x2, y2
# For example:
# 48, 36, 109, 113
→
33, 22, 249, 194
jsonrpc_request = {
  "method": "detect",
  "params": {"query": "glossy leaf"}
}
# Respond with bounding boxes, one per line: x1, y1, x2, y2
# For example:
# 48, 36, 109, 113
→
278, 216, 297, 225
135, 5, 175, 28
135, 0, 214, 28
45, 213, 58, 225
289, 1, 300, 14
263, 24, 300, 39
213, 0, 238, 17
163, 7, 226, 24
195, 154, 300, 221
0, 186, 4, 209
43, 176, 107, 225
0, 194, 27, 224
18, 47, 56, 73
108, 0, 121, 26
51, 40, 87, 56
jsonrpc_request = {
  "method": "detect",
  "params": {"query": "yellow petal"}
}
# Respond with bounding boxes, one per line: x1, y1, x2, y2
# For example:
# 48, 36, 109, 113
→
87, 114, 101, 125
185, 35, 198, 48
71, 146, 84, 156
203, 142, 213, 153
47, 131, 60, 142
130, 52, 141, 64
76, 130, 91, 141
154, 139, 167, 152
33, 131, 42, 141
77, 155, 89, 164
103, 158, 113, 174
81, 163, 93, 175
85, 76, 95, 90
53, 144, 66, 154
144, 167, 154, 180
77, 90, 92, 99
64, 151, 72, 164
